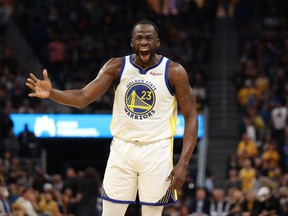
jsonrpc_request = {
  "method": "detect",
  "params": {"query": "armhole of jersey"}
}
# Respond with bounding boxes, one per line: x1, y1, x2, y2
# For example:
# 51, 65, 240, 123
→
116, 56, 126, 87
164, 59, 174, 96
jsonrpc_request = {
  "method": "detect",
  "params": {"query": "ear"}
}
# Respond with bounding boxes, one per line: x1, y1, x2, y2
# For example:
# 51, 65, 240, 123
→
156, 38, 160, 48
130, 39, 133, 48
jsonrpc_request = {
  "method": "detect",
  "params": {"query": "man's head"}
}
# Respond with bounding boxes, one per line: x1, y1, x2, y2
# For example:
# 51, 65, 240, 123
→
257, 187, 270, 202
196, 187, 207, 200
0, 186, 9, 198
131, 20, 159, 36
212, 189, 225, 202
131, 20, 160, 65
21, 187, 34, 201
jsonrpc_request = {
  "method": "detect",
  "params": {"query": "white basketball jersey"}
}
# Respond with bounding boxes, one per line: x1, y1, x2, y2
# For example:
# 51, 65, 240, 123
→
110, 54, 178, 142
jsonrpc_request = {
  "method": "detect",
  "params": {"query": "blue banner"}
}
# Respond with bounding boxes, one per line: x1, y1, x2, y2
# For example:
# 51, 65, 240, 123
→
10, 114, 204, 138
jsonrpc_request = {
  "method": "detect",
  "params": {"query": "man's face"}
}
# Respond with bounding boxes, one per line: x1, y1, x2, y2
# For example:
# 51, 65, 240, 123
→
196, 189, 206, 200
131, 24, 160, 64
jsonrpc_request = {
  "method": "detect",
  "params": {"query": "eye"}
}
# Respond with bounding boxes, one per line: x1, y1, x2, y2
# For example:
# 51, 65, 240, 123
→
135, 36, 142, 41
145, 35, 154, 41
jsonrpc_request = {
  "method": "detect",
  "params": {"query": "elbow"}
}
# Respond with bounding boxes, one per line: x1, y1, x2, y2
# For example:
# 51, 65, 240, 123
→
77, 104, 88, 109
76, 90, 92, 109
77, 99, 91, 109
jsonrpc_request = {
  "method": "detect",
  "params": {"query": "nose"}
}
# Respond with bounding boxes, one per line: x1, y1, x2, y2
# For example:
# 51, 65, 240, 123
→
140, 38, 148, 46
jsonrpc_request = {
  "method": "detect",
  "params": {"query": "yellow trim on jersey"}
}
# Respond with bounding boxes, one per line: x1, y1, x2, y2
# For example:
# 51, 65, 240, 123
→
110, 116, 114, 132
174, 189, 178, 201
169, 137, 178, 201
169, 137, 173, 163
169, 98, 177, 135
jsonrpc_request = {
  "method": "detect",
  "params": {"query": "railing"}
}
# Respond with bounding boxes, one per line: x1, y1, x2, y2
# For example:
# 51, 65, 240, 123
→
196, 107, 209, 187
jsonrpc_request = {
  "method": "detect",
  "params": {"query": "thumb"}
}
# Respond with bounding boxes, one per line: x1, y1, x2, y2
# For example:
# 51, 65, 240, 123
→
43, 69, 49, 81
166, 170, 174, 181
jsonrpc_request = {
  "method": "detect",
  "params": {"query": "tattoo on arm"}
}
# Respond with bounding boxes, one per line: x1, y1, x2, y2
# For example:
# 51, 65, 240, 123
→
174, 77, 194, 106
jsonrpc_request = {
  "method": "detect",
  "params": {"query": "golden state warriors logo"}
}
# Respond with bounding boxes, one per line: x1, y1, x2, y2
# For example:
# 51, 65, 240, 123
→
124, 82, 156, 120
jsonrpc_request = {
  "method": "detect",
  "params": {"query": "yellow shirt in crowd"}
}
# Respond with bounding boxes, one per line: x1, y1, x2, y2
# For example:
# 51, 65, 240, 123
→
39, 199, 60, 216
239, 167, 256, 192
236, 140, 258, 158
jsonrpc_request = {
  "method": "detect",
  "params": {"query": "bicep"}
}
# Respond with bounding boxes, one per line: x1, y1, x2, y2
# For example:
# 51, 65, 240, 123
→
81, 58, 120, 104
171, 66, 197, 117
81, 71, 114, 103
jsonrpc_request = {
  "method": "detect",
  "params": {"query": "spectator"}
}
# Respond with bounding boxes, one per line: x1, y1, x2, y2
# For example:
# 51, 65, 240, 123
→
62, 167, 78, 197
204, 170, 214, 193
58, 188, 75, 216
7, 157, 22, 185
39, 190, 61, 216
279, 186, 288, 213
2, 151, 11, 176
261, 141, 280, 172
7, 183, 19, 204
188, 187, 210, 216
0, 185, 12, 215
236, 132, 258, 165
239, 158, 256, 193
253, 157, 263, 176
241, 190, 256, 214
32, 168, 51, 194
14, 187, 38, 216
0, 164, 5, 186
242, 105, 265, 143
74, 167, 101, 216
227, 189, 244, 216
258, 102, 271, 127
17, 124, 38, 158
237, 79, 261, 108
283, 142, 288, 172
226, 153, 240, 178
255, 71, 270, 96
11, 201, 25, 216
48, 34, 67, 83
50, 174, 63, 192
270, 98, 287, 146
252, 186, 282, 216
224, 169, 241, 194
163, 204, 182, 216
210, 189, 230, 216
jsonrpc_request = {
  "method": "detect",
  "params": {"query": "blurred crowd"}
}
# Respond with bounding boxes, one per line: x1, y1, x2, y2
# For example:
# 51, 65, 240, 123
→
0, 163, 102, 216
225, 0, 288, 215
0, 0, 212, 115
165, 1, 288, 214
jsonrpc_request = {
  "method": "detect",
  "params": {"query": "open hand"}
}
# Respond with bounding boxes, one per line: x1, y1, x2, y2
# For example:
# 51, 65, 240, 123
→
26, 69, 52, 98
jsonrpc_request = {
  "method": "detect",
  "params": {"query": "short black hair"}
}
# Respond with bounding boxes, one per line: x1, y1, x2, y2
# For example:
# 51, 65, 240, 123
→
131, 20, 159, 35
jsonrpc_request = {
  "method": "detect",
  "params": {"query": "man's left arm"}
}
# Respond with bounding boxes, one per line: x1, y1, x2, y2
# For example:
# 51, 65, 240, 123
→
167, 62, 198, 190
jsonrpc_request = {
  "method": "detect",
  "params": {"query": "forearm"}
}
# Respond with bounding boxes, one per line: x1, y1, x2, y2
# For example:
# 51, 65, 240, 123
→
49, 88, 89, 109
178, 116, 198, 166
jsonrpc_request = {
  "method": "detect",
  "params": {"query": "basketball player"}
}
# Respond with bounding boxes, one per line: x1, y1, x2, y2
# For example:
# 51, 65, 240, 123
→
26, 20, 198, 216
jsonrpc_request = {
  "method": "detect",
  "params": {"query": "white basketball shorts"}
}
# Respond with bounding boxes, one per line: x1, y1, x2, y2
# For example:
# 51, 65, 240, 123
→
100, 137, 178, 206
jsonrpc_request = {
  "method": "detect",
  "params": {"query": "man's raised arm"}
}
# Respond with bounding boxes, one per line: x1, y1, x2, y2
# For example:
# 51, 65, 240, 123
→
26, 58, 122, 109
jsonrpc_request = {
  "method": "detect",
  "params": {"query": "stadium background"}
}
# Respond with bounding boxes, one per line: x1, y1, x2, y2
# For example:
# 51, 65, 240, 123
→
1, 0, 288, 215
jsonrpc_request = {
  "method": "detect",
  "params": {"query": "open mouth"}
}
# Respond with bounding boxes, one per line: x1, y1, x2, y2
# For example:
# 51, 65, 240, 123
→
140, 50, 150, 61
